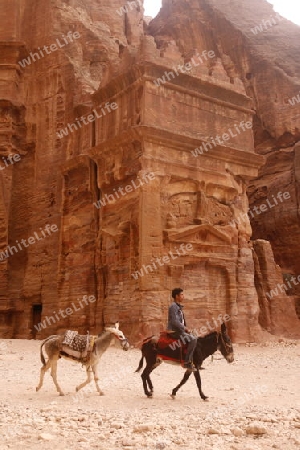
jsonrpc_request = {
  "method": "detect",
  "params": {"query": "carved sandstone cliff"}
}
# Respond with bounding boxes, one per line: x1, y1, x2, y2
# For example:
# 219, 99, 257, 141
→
0, 0, 299, 342
148, 0, 300, 337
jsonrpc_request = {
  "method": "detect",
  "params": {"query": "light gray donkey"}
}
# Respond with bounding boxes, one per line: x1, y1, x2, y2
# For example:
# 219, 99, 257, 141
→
36, 323, 130, 396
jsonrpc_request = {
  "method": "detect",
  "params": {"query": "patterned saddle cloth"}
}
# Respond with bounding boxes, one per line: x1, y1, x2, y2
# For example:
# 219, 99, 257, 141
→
156, 331, 188, 363
61, 330, 95, 360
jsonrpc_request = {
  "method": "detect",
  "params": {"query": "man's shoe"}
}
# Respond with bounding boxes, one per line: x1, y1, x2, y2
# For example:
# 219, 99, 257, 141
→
183, 362, 196, 372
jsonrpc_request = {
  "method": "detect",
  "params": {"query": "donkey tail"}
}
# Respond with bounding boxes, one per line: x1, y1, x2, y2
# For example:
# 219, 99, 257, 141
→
135, 356, 144, 373
40, 335, 56, 366
40, 340, 47, 366
135, 336, 155, 372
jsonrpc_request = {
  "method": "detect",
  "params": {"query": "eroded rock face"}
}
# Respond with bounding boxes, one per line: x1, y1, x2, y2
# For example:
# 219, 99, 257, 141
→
253, 240, 299, 338
0, 0, 299, 342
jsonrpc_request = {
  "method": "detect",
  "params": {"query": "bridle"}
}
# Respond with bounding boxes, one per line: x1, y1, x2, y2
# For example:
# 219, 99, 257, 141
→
117, 335, 129, 349
217, 331, 232, 355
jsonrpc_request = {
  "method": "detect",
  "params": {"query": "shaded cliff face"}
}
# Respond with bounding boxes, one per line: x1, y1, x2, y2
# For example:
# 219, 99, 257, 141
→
0, 0, 299, 341
0, 0, 144, 338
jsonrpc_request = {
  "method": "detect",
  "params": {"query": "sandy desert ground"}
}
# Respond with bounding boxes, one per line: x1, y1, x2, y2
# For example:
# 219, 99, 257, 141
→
0, 337, 299, 450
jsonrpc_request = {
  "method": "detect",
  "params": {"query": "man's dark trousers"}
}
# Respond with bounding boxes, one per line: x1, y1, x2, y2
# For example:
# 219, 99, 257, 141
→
178, 331, 197, 364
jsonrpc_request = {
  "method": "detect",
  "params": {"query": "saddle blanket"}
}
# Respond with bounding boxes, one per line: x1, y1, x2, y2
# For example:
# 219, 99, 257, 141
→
61, 330, 95, 360
62, 330, 79, 347
156, 331, 188, 363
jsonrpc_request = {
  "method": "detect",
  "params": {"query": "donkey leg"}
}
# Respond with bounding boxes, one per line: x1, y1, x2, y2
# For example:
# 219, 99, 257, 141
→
141, 366, 155, 398
170, 370, 192, 399
193, 369, 208, 400
50, 358, 65, 396
145, 357, 162, 394
76, 366, 92, 392
147, 371, 154, 394
91, 365, 104, 396
36, 358, 52, 392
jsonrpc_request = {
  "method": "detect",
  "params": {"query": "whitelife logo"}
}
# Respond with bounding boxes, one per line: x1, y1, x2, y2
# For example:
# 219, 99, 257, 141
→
34, 295, 96, 332
250, 13, 285, 35
206, 385, 268, 421
18, 32, 81, 68
116, 0, 143, 16
93, 173, 155, 209
229, 191, 291, 227
0, 154, 21, 171
56, 101, 118, 139
132, 244, 193, 280
0, 224, 58, 261
153, 49, 216, 87
266, 275, 300, 300
191, 121, 253, 157
169, 313, 231, 351
288, 90, 300, 107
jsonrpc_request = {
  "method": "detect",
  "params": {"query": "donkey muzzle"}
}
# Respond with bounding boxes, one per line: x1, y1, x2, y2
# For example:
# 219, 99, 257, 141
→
226, 353, 234, 363
122, 339, 130, 351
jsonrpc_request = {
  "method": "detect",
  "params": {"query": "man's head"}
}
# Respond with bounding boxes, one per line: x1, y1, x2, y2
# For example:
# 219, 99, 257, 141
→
172, 288, 184, 303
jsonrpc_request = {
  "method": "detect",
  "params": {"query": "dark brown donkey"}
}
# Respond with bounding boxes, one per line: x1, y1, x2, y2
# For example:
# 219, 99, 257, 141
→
135, 322, 234, 400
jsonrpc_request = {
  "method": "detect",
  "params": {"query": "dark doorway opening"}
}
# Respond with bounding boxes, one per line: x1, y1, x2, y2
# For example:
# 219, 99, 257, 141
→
295, 298, 300, 320
32, 304, 42, 339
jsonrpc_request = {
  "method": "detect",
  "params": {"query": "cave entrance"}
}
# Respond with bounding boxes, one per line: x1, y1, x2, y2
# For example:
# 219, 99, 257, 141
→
295, 298, 300, 319
32, 304, 42, 339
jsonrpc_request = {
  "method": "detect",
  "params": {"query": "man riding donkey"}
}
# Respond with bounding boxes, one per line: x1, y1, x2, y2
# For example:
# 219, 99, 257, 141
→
136, 287, 234, 398
167, 287, 197, 372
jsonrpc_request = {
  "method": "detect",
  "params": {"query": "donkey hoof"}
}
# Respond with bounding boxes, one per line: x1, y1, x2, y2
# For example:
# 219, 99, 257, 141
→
59, 392, 65, 396
202, 396, 209, 401
99, 391, 104, 396
169, 394, 176, 400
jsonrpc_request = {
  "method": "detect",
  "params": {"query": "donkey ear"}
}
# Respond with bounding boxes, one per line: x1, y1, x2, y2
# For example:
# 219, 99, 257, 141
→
221, 322, 226, 333
115, 322, 119, 330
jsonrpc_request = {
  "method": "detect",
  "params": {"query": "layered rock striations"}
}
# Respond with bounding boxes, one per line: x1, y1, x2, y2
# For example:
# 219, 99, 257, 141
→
0, 0, 299, 342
